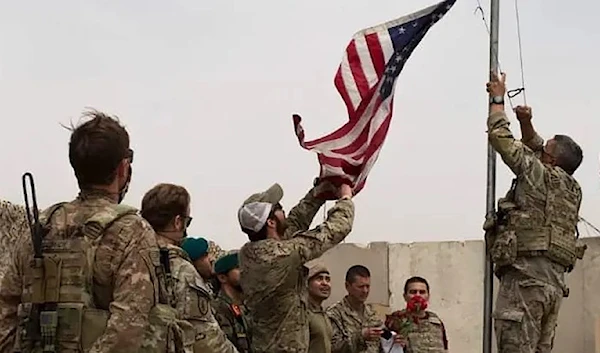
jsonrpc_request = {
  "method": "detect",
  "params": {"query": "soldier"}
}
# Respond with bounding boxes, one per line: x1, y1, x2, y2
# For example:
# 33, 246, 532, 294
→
212, 252, 252, 353
0, 110, 176, 352
181, 237, 214, 282
305, 263, 333, 353
141, 183, 238, 353
237, 179, 355, 353
385, 276, 448, 353
207, 240, 228, 267
327, 265, 383, 353
485, 72, 585, 352
0, 201, 29, 283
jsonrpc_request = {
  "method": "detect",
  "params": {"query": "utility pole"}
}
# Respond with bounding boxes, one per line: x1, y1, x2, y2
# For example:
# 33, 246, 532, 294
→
484, 1, 499, 353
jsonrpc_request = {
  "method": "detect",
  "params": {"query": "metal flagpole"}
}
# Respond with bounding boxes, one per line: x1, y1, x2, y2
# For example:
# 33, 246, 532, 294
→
484, 0, 500, 352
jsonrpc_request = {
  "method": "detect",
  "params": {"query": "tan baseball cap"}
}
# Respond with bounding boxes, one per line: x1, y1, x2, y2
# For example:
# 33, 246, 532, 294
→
237, 183, 284, 233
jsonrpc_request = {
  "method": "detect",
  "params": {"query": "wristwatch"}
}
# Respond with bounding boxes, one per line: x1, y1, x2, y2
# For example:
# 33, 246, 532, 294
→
489, 95, 504, 105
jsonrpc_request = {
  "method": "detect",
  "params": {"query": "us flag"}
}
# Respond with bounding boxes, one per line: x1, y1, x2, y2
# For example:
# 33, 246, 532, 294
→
293, 0, 456, 194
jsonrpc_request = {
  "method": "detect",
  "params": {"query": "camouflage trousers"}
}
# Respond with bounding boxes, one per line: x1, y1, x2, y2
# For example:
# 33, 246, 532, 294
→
493, 271, 563, 353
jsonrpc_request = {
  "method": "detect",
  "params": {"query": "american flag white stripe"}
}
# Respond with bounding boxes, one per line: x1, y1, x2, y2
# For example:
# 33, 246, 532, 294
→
339, 54, 361, 113
354, 35, 379, 91
378, 31, 396, 67
293, 0, 456, 194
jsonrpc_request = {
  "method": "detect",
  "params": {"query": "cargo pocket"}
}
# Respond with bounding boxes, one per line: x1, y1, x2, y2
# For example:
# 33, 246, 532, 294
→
81, 308, 109, 350
491, 229, 517, 267
547, 226, 577, 268
15, 303, 33, 352
56, 303, 85, 351
140, 304, 180, 353
492, 309, 524, 349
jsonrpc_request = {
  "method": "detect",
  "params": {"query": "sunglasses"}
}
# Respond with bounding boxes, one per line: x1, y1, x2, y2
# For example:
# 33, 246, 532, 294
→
182, 216, 193, 227
125, 148, 134, 163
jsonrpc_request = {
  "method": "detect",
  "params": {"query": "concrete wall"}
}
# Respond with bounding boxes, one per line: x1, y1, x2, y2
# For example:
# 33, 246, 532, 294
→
316, 237, 600, 353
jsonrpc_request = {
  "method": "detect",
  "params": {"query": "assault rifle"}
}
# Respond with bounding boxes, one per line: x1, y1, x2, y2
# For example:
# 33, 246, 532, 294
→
22, 172, 58, 352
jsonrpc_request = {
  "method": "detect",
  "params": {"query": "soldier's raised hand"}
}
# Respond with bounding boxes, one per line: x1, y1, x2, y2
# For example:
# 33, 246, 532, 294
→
339, 184, 353, 199
313, 178, 353, 200
514, 105, 532, 122
486, 71, 506, 97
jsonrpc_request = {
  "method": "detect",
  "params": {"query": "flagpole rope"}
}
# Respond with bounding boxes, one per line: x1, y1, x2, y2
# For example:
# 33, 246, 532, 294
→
513, 0, 527, 105
475, 1, 600, 238
579, 217, 600, 237
474, 0, 527, 109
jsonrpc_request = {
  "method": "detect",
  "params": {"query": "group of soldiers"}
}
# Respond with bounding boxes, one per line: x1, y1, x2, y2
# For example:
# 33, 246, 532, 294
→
0, 70, 590, 353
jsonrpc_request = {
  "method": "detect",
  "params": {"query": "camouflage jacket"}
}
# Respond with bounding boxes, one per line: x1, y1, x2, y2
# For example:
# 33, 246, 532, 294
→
207, 241, 228, 266
488, 110, 581, 290
0, 191, 160, 353
327, 296, 383, 353
163, 243, 238, 353
390, 310, 448, 353
212, 291, 252, 353
0, 201, 29, 285
239, 188, 355, 353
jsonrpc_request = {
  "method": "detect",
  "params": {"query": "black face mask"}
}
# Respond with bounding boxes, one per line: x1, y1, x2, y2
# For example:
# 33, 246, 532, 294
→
117, 165, 132, 204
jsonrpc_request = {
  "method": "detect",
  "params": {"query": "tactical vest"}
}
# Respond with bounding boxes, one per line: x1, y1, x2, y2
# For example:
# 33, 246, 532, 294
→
159, 247, 205, 352
405, 311, 446, 353
506, 167, 585, 269
13, 202, 193, 353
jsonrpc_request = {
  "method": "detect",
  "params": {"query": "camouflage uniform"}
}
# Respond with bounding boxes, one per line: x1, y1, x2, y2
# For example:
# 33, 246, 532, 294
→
327, 296, 383, 353
212, 291, 252, 353
161, 241, 238, 353
0, 201, 29, 284
388, 309, 448, 353
239, 185, 355, 353
0, 191, 163, 352
305, 263, 332, 353
486, 110, 584, 353
207, 241, 228, 266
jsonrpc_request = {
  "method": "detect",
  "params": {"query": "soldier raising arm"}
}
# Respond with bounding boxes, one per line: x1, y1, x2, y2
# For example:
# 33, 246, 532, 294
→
238, 180, 355, 353
514, 105, 544, 152
486, 73, 585, 353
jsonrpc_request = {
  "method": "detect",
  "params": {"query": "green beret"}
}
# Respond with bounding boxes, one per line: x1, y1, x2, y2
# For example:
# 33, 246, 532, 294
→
214, 253, 239, 274
181, 237, 209, 261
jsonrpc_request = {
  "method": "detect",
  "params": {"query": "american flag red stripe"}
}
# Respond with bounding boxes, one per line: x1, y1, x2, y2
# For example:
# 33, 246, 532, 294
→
293, 0, 456, 194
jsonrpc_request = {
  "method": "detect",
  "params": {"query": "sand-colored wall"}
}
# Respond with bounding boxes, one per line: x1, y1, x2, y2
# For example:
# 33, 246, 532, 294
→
316, 238, 600, 353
